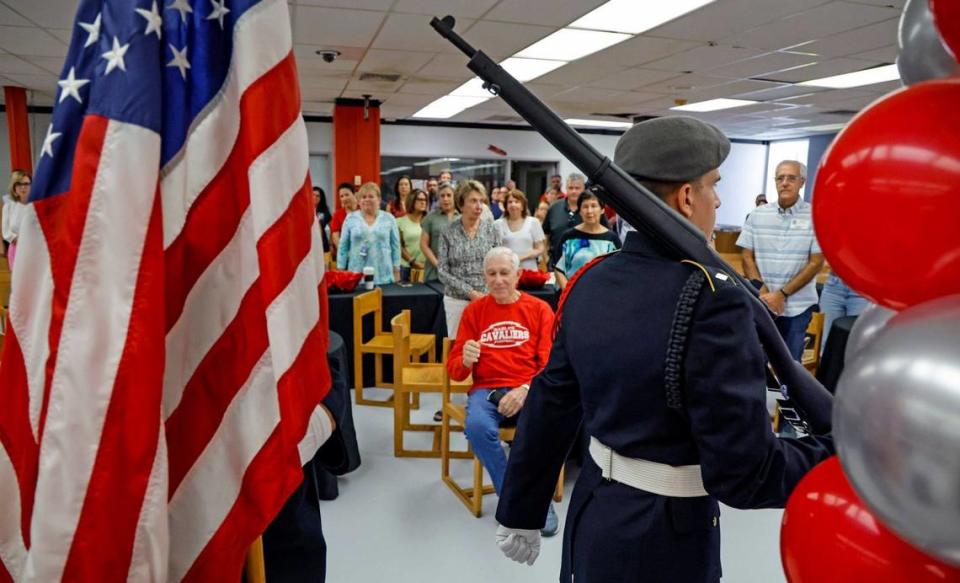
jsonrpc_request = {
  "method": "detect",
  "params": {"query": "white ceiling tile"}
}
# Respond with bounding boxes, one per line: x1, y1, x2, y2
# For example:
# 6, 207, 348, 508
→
727, 1, 900, 50
415, 53, 475, 79
300, 87, 343, 101
294, 44, 364, 73
639, 72, 730, 94
2, 73, 57, 93
642, 44, 765, 73
789, 17, 898, 58
300, 73, 352, 91
292, 7, 386, 47
586, 68, 681, 91
346, 78, 405, 94
592, 35, 703, 69
382, 93, 435, 107
484, 0, 606, 27
295, 0, 394, 8
47, 28, 73, 44
850, 43, 898, 62
392, 0, 499, 19
20, 55, 66, 75
735, 83, 830, 100
358, 49, 436, 75
301, 101, 334, 115
708, 51, 819, 80
682, 79, 787, 101
844, 0, 905, 6
380, 106, 418, 119
0, 25, 67, 57
462, 21, 556, 60
373, 13, 475, 52
0, 3, 32, 26
762, 57, 879, 83
533, 57, 625, 87
648, 0, 833, 42
0, 0, 74, 28
0, 53, 51, 76
396, 78, 462, 95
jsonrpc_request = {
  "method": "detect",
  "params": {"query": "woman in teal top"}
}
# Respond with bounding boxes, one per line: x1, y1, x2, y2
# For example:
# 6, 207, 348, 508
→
554, 191, 621, 289
396, 189, 429, 281
337, 182, 401, 284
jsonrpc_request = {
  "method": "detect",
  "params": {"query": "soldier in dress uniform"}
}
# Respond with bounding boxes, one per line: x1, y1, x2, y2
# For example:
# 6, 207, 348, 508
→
492, 117, 835, 582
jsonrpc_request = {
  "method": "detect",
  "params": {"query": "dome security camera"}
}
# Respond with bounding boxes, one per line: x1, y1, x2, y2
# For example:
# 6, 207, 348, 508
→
316, 49, 342, 63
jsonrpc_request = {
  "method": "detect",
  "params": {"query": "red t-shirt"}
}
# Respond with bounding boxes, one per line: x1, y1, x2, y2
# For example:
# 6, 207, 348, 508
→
447, 293, 554, 393
330, 207, 348, 234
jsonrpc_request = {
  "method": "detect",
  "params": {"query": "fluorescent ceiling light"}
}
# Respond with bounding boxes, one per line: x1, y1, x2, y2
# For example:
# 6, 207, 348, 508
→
451, 78, 493, 99
799, 123, 847, 132
413, 157, 460, 167
671, 98, 758, 112
565, 118, 632, 129
383, 166, 413, 174
501, 57, 567, 82
570, 0, 716, 34
413, 95, 490, 119
798, 64, 900, 88
516, 28, 631, 62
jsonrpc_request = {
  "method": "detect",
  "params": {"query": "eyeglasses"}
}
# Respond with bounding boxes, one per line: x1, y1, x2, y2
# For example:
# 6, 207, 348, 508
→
15, 182, 31, 187
775, 174, 801, 183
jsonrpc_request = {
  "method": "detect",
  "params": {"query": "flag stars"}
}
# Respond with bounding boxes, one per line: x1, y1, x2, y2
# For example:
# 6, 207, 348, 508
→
136, 1, 163, 39
41, 125, 62, 158
206, 0, 230, 29
167, 0, 193, 23
102, 37, 130, 75
167, 44, 191, 80
78, 12, 101, 49
57, 67, 90, 104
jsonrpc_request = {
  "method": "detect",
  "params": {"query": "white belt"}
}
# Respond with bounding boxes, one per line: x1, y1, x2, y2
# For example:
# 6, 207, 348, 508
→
589, 437, 708, 498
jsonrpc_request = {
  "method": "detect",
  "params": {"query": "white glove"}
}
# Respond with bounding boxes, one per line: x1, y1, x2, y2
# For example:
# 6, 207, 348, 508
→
496, 525, 541, 566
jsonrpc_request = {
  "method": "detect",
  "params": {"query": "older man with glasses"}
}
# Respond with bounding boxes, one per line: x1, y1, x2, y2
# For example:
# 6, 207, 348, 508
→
738, 160, 825, 361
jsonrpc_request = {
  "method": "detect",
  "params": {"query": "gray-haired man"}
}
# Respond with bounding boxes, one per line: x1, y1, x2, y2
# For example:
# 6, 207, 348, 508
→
542, 173, 607, 269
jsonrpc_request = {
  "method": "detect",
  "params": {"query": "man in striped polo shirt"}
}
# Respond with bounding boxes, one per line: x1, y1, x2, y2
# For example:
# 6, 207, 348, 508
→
737, 160, 825, 360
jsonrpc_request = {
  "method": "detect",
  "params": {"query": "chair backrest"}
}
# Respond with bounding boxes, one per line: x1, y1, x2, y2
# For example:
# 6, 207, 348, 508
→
409, 268, 424, 283
804, 312, 826, 363
390, 309, 412, 384
352, 287, 384, 349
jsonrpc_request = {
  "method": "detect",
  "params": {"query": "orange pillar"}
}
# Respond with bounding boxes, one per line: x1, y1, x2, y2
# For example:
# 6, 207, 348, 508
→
4, 87, 33, 174
332, 97, 381, 208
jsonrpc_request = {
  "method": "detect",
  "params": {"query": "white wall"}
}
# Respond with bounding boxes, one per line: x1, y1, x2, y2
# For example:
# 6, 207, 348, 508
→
716, 142, 768, 229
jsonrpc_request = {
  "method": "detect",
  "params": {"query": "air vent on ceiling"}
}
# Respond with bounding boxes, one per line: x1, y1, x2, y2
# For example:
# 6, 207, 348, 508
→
483, 114, 524, 123
358, 72, 402, 83
821, 109, 859, 116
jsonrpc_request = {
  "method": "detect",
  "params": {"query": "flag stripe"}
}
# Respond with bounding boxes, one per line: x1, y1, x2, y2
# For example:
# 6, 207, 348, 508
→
167, 356, 278, 583
124, 428, 169, 583
59, 194, 165, 582
163, 52, 302, 334
160, 0, 293, 249
0, 433, 27, 580
25, 120, 160, 582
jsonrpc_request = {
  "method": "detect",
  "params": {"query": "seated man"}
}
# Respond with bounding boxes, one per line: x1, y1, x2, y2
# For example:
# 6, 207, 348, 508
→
447, 247, 559, 536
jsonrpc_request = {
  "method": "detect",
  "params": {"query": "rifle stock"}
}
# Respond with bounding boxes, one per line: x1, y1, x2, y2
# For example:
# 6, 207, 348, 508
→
430, 15, 833, 435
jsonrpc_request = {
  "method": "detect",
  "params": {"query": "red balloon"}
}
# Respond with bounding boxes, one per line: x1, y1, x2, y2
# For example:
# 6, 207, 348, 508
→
931, 0, 960, 61
813, 79, 960, 310
781, 457, 960, 582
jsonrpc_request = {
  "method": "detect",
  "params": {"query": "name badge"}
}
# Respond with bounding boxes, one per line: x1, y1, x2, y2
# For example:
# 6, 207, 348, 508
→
790, 218, 810, 229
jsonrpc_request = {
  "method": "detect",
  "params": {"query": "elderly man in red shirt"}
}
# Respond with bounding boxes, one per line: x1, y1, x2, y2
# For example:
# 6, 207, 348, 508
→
448, 246, 558, 536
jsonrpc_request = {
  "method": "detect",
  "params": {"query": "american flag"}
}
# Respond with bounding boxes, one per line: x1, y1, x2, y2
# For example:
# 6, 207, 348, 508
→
0, 0, 332, 580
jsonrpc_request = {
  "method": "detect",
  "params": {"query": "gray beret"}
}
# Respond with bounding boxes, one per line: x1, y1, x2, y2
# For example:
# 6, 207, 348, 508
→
614, 116, 730, 182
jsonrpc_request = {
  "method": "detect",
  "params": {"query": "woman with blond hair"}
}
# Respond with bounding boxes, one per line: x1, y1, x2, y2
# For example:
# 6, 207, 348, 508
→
337, 182, 401, 284
2, 170, 31, 270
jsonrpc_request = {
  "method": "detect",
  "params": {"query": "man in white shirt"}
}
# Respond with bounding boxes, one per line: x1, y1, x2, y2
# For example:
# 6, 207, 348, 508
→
737, 160, 824, 360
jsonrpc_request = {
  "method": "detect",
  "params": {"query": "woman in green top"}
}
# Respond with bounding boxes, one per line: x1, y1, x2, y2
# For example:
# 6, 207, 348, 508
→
419, 182, 459, 282
396, 189, 429, 281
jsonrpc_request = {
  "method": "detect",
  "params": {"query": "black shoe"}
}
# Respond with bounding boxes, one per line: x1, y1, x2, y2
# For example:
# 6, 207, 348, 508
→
433, 410, 442, 422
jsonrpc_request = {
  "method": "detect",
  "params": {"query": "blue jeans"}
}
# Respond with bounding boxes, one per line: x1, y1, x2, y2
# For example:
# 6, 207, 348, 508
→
775, 305, 815, 362
465, 389, 510, 495
818, 275, 869, 352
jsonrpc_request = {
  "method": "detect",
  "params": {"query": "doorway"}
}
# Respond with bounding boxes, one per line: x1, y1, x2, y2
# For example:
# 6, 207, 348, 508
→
511, 161, 557, 209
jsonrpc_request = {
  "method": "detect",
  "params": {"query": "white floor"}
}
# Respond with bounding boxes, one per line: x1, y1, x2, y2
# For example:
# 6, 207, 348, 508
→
321, 390, 787, 582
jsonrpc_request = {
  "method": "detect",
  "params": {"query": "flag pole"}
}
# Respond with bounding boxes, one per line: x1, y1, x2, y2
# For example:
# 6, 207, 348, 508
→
244, 536, 267, 583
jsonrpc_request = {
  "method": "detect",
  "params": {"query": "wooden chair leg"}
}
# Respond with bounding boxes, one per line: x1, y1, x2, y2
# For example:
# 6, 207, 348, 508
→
245, 536, 266, 583
374, 353, 384, 388
472, 458, 484, 517
553, 464, 565, 502
393, 389, 405, 457
353, 350, 366, 405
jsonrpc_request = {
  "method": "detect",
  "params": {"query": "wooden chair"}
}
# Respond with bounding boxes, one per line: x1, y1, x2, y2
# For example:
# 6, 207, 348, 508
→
353, 288, 435, 407
409, 268, 424, 283
391, 325, 471, 458
802, 312, 825, 374
440, 368, 564, 517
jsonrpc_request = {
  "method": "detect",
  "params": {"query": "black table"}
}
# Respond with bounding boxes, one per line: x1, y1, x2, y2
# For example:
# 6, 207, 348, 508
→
327, 283, 445, 387
315, 331, 360, 500
816, 315, 857, 394
424, 281, 561, 310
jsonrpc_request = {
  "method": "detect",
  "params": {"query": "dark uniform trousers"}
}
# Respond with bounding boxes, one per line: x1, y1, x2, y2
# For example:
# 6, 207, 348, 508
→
496, 229, 834, 582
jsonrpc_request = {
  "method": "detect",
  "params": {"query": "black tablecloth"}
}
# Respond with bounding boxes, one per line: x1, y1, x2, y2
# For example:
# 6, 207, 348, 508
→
816, 315, 857, 394
327, 283, 445, 387
424, 281, 561, 311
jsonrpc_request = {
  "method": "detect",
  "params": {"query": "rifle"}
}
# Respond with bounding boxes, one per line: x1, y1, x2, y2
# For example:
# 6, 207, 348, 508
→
430, 15, 833, 435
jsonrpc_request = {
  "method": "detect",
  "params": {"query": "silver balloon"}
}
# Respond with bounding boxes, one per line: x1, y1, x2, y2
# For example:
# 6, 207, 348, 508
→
898, 0, 960, 85
835, 294, 960, 565
844, 303, 897, 364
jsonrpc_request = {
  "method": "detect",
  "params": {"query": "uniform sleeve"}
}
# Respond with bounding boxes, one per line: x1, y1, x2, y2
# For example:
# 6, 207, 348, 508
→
683, 284, 834, 509
736, 213, 755, 249
496, 317, 583, 529
532, 302, 554, 374
446, 302, 478, 381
